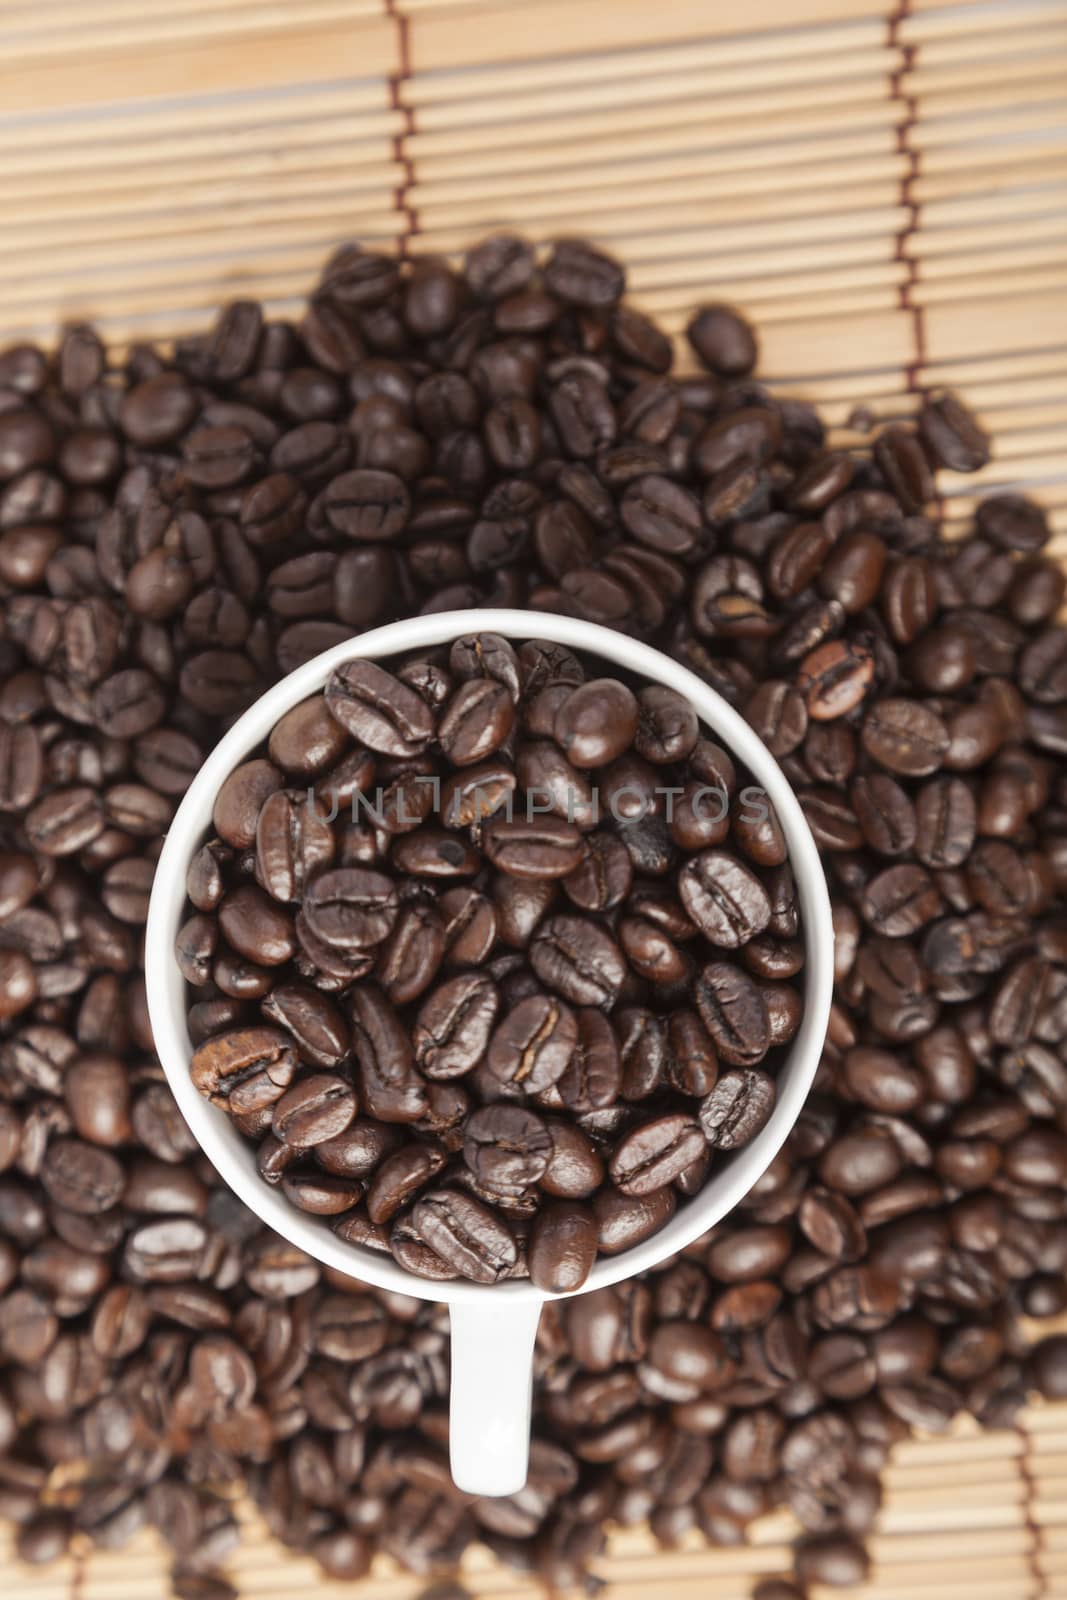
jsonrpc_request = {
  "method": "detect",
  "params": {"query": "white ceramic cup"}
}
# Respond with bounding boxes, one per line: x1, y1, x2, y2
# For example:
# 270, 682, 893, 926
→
146, 607, 833, 1498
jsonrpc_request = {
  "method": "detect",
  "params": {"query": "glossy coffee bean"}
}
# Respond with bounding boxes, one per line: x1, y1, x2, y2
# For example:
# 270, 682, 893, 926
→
609, 1115, 706, 1197
530, 916, 627, 1009
488, 995, 577, 1092
687, 305, 758, 376
553, 679, 640, 768
325, 660, 434, 757
679, 851, 772, 947
413, 973, 499, 1079
464, 1105, 552, 1187
411, 1189, 517, 1283
529, 1202, 598, 1292
699, 1070, 776, 1149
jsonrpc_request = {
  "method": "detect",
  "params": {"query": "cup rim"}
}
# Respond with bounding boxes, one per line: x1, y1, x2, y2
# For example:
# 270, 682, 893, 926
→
146, 607, 834, 1305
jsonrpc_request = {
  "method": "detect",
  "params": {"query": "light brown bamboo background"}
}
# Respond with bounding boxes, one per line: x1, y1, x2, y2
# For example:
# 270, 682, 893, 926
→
0, 0, 1066, 1595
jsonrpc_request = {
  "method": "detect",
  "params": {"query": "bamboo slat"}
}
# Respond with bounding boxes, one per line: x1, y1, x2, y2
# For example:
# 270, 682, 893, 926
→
415, 156, 910, 230
405, 76, 901, 162
901, 0, 1066, 42
405, 0, 889, 72
411, 127, 903, 207
402, 18, 893, 104
914, 154, 1067, 203
0, 1, 385, 63
0, 16, 397, 112
412, 100, 909, 183
405, 49, 899, 132
909, 44, 1067, 96
917, 102, 1067, 147
916, 267, 1067, 308
921, 136, 1067, 177
0, 89, 397, 155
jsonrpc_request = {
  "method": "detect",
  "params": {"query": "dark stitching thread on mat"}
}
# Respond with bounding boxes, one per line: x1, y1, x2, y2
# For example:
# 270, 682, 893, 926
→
888, 0, 947, 517
1017, 1419, 1048, 1598
888, 0, 925, 396
385, 0, 420, 255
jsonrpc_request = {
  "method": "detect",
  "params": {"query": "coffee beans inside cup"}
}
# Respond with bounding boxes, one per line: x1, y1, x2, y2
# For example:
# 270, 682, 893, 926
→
180, 634, 805, 1291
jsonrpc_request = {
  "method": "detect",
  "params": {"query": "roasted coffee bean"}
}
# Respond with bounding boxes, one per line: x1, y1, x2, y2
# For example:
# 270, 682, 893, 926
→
325, 660, 434, 756
595, 1183, 676, 1255
635, 685, 700, 765
0, 723, 43, 812
556, 1009, 621, 1114
544, 679, 639, 770
119, 373, 197, 445
610, 1115, 706, 1197
410, 1189, 516, 1283
530, 916, 627, 1009
695, 966, 771, 1066
620, 476, 700, 556
745, 680, 808, 758
374, 898, 445, 1005
321, 469, 409, 541
695, 408, 781, 479
798, 638, 875, 721
365, 1145, 447, 1225
464, 1105, 552, 1187
919, 391, 990, 473
303, 868, 397, 949
544, 240, 623, 309
190, 1027, 298, 1113
819, 531, 886, 614
976, 492, 1049, 554
850, 774, 916, 858
255, 791, 335, 903
529, 1202, 598, 1292
679, 850, 772, 947
272, 1074, 357, 1148
218, 885, 295, 967
699, 1070, 776, 1150
483, 816, 585, 879
516, 740, 595, 829
438, 886, 496, 968
541, 1119, 605, 1199
874, 425, 933, 512
40, 1139, 124, 1214
441, 758, 516, 828
882, 554, 938, 644
25, 787, 104, 856
260, 984, 349, 1071
620, 916, 688, 985
862, 699, 950, 777
488, 995, 577, 1092
687, 305, 758, 376
413, 973, 499, 1079
915, 776, 976, 869
438, 677, 515, 766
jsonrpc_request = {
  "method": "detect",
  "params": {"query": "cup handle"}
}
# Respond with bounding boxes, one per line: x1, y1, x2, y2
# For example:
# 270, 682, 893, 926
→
448, 1296, 543, 1497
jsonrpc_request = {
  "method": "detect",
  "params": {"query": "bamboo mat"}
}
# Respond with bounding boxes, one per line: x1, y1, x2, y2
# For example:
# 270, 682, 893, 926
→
5, 1398, 1067, 1600
1, 0, 1065, 559
1, 0, 1067, 1594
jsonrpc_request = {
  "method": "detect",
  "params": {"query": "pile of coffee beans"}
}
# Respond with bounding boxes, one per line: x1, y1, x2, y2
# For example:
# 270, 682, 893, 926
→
0, 231, 1065, 1599
180, 635, 804, 1289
